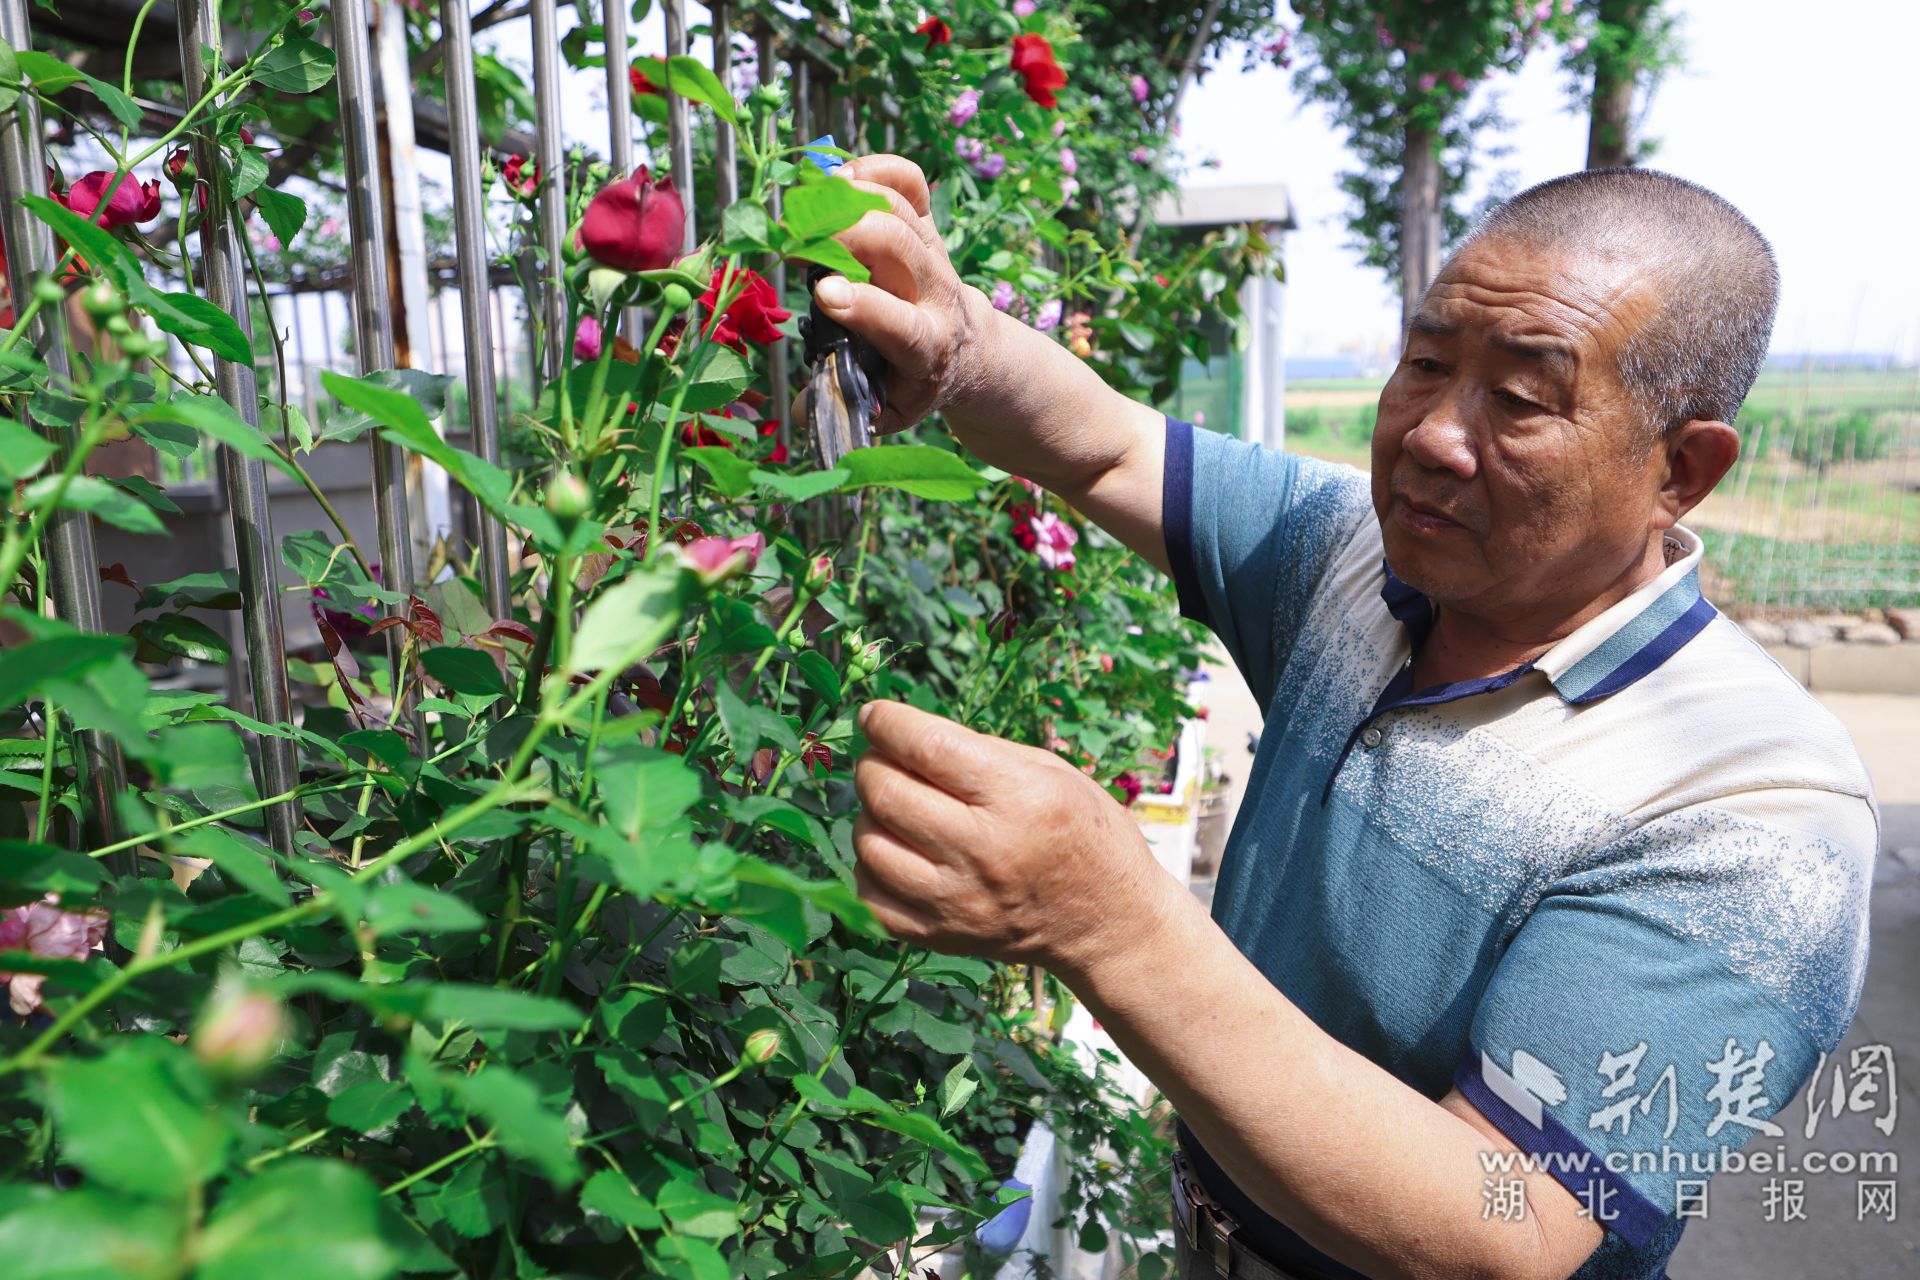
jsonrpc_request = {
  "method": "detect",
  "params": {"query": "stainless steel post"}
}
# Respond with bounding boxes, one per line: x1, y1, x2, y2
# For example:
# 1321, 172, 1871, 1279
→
0, 0, 127, 853
602, 0, 642, 342
757, 25, 789, 456
178, 0, 300, 854
664, 0, 695, 249
529, 0, 568, 382
441, 0, 512, 621
334, 0, 421, 732
711, 1, 738, 208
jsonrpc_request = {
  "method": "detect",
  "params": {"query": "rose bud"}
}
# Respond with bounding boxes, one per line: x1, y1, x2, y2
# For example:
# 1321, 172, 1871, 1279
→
81, 279, 124, 320
545, 469, 591, 522
192, 986, 288, 1080
742, 1028, 783, 1065
578, 166, 686, 273
801, 554, 834, 594
676, 532, 764, 586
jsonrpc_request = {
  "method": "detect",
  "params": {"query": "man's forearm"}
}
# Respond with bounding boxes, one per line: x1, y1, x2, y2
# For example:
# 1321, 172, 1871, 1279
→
1052, 870, 1600, 1280
948, 299, 1171, 572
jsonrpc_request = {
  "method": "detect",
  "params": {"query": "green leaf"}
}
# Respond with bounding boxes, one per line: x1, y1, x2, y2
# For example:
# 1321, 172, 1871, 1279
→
782, 168, 889, 243
253, 184, 308, 245
655, 1175, 741, 1237
0, 1189, 185, 1280
938, 1058, 977, 1118
14, 49, 85, 94
0, 634, 124, 710
137, 568, 242, 611
593, 741, 701, 841
719, 201, 775, 250
45, 1040, 232, 1196
414, 1155, 508, 1239
131, 611, 232, 664
446, 1066, 580, 1186
23, 474, 166, 533
580, 1170, 664, 1229
792, 649, 842, 704
364, 882, 486, 936
79, 71, 142, 130
682, 445, 754, 498
254, 38, 338, 93
231, 148, 270, 200
0, 839, 109, 901
424, 985, 584, 1032
107, 473, 180, 516
176, 825, 290, 906
197, 1160, 400, 1280
0, 417, 55, 483
838, 444, 985, 501
680, 344, 754, 411
0, 39, 16, 115
151, 292, 252, 363
326, 1078, 414, 1134
728, 855, 878, 950
322, 371, 522, 529
567, 564, 685, 678
714, 679, 799, 763
420, 646, 508, 698
751, 466, 849, 502
143, 394, 298, 475
646, 53, 740, 123
784, 236, 870, 284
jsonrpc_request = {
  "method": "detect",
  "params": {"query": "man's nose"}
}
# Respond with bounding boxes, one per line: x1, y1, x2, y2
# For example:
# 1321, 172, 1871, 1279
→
1398, 392, 1478, 481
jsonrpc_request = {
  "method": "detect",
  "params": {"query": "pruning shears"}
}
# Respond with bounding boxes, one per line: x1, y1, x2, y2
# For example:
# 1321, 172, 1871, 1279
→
800, 264, 888, 469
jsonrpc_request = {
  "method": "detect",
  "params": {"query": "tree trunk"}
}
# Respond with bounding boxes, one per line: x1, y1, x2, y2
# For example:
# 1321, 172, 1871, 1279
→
1400, 123, 1443, 331
1586, 0, 1646, 168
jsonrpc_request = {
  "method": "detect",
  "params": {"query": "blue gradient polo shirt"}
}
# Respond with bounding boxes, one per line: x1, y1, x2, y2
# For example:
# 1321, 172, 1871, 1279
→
1162, 419, 1876, 1280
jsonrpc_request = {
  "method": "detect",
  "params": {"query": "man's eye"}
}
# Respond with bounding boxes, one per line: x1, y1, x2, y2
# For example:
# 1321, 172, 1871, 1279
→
1409, 357, 1445, 374
1494, 387, 1538, 411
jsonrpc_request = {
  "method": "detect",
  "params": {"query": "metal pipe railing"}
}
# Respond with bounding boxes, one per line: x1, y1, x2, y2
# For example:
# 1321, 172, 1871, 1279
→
529, 0, 567, 383
177, 0, 300, 855
602, 0, 642, 343
664, 0, 695, 249
756, 24, 791, 458
334, 0, 421, 732
440, 0, 512, 622
0, 0, 128, 856
712, 1, 739, 208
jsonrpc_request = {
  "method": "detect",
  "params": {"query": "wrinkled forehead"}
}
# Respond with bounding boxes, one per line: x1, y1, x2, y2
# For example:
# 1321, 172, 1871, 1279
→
1420, 235, 1666, 359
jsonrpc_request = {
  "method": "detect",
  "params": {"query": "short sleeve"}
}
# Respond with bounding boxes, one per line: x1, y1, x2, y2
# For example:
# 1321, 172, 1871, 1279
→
1161, 418, 1371, 705
1453, 792, 1874, 1250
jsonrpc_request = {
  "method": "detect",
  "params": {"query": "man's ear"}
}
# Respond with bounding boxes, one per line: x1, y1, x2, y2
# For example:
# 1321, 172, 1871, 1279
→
1656, 419, 1740, 527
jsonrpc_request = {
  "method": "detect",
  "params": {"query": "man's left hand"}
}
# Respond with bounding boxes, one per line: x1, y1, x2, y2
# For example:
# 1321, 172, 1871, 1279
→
852, 700, 1173, 974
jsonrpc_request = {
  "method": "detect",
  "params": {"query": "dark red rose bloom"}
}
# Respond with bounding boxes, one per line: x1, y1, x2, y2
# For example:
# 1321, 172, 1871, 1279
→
699, 266, 790, 349
1008, 502, 1039, 551
759, 417, 788, 464
60, 171, 162, 228
1010, 34, 1066, 108
1113, 772, 1142, 806
915, 16, 952, 48
630, 63, 661, 97
502, 153, 538, 197
578, 166, 685, 273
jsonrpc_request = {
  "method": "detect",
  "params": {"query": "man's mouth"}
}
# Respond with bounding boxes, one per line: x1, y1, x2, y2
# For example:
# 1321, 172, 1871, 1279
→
1393, 494, 1468, 535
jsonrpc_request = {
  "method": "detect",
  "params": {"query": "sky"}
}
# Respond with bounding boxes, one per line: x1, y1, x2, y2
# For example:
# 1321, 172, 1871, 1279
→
1178, 0, 1920, 362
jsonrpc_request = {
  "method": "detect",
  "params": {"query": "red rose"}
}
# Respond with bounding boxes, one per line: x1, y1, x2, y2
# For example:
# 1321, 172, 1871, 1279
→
502, 153, 538, 197
630, 63, 661, 97
1113, 771, 1142, 806
1010, 34, 1066, 108
578, 166, 685, 273
699, 266, 790, 349
60, 171, 162, 228
916, 16, 952, 49
759, 417, 789, 464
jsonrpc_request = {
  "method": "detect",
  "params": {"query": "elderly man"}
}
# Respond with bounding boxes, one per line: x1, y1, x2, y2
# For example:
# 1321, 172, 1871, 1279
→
819, 160, 1875, 1280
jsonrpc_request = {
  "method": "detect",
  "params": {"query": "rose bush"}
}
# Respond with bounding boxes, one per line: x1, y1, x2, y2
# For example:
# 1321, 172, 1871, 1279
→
0, 4, 1276, 1277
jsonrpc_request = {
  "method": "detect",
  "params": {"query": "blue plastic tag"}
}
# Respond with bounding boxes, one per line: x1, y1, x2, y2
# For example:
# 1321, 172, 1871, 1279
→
804, 134, 845, 173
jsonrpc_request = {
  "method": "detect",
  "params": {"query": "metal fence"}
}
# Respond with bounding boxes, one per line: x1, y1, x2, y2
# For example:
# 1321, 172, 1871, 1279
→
0, 0, 873, 852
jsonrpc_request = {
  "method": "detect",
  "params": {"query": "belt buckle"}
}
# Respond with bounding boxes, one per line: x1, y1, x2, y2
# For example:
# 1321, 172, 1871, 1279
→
1177, 1155, 1243, 1274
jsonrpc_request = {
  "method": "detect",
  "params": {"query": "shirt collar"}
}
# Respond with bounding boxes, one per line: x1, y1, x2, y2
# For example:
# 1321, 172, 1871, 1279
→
1378, 525, 1718, 706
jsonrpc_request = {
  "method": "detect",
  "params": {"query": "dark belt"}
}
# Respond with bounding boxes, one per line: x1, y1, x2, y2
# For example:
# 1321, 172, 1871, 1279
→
1171, 1149, 1313, 1280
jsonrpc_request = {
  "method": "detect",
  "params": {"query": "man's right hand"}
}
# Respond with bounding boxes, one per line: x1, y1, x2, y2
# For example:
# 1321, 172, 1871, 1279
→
812, 153, 1173, 574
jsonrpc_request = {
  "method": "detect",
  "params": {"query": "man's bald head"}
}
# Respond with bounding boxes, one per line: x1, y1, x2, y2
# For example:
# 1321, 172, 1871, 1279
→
1445, 168, 1779, 441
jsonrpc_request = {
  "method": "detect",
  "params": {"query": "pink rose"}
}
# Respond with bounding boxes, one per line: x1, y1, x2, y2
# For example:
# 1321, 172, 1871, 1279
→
574, 315, 603, 361
990, 281, 1015, 311
948, 88, 981, 127
1130, 73, 1149, 104
1059, 146, 1077, 175
0, 900, 111, 1017
678, 532, 765, 584
1028, 510, 1078, 570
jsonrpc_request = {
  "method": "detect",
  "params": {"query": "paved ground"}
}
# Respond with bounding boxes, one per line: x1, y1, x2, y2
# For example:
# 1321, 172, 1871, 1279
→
1189, 662, 1918, 1276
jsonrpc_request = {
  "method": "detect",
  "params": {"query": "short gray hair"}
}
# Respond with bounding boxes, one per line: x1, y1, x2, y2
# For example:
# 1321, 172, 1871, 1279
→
1451, 168, 1779, 439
